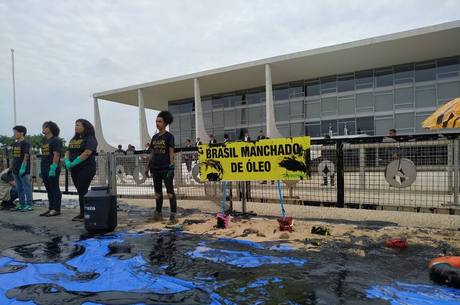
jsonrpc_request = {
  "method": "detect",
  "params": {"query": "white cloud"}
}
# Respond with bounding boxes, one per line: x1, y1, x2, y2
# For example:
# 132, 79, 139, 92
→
0, 0, 459, 146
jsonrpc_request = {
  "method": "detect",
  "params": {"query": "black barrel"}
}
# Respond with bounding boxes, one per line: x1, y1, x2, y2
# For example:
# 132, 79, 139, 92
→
84, 186, 117, 233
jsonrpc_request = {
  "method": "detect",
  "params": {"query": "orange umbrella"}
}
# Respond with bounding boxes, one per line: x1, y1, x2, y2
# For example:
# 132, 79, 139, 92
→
422, 97, 460, 129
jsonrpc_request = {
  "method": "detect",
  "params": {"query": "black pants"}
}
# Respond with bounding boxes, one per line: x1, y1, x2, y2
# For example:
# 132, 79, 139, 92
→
151, 168, 176, 214
71, 163, 96, 215
185, 159, 192, 172
42, 169, 62, 212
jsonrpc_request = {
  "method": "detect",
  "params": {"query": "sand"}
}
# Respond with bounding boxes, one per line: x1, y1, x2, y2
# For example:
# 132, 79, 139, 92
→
120, 198, 460, 255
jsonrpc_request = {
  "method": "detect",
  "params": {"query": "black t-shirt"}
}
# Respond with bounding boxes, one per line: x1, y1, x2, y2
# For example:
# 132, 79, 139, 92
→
68, 135, 98, 170
41, 137, 62, 171
12, 140, 31, 175
149, 132, 175, 170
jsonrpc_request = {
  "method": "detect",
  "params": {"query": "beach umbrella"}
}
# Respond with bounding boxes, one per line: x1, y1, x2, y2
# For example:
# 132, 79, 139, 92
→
422, 97, 460, 129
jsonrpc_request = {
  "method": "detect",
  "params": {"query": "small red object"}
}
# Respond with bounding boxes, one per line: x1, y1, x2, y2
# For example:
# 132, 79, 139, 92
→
385, 238, 407, 249
216, 212, 231, 229
278, 217, 294, 232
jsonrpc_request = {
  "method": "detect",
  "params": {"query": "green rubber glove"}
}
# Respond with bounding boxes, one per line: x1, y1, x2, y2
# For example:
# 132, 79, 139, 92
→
166, 163, 175, 179
64, 158, 72, 170
70, 156, 82, 168
19, 163, 26, 176
49, 163, 58, 177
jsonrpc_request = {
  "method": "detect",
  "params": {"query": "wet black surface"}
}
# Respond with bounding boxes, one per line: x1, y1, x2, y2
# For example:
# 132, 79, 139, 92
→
1, 236, 85, 263
0, 209, 458, 304
6, 283, 213, 305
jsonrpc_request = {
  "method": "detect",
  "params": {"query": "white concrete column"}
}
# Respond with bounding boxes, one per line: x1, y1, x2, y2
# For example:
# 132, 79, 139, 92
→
93, 97, 117, 152
265, 64, 283, 138
194, 78, 210, 143
138, 88, 151, 148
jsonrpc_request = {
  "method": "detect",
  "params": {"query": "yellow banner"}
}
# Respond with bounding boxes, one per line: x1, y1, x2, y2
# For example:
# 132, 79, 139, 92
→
198, 136, 310, 182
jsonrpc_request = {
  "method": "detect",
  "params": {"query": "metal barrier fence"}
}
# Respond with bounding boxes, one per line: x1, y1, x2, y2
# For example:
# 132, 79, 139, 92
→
28, 133, 460, 214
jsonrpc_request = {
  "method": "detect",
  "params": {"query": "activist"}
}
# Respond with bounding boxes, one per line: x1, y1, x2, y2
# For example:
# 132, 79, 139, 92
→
65, 119, 98, 222
11, 125, 33, 211
39, 121, 62, 217
146, 110, 177, 223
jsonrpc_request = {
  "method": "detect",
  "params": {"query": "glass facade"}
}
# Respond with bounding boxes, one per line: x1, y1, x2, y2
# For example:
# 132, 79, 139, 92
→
169, 56, 460, 146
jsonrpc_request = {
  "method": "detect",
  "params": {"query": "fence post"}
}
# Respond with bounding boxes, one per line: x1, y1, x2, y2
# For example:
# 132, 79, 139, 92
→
454, 139, 459, 206
448, 141, 453, 194
359, 146, 365, 190
64, 168, 69, 193
336, 140, 345, 208
242, 181, 247, 214
108, 153, 118, 196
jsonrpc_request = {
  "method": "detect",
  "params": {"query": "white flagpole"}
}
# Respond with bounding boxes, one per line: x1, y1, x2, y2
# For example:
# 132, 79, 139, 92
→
11, 49, 17, 126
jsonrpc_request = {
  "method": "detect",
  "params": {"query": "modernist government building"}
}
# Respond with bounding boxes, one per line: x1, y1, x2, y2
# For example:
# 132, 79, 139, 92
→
93, 21, 460, 151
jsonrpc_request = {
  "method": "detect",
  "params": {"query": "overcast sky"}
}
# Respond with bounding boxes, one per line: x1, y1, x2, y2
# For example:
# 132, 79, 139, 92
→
1, 0, 460, 147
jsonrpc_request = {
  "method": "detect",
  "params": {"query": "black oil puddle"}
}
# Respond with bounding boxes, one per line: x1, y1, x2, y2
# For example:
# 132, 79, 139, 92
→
0, 230, 457, 305
1, 236, 84, 263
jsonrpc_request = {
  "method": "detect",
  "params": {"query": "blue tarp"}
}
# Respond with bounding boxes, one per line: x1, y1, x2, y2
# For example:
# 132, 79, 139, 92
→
0, 234, 226, 305
186, 245, 306, 268
367, 282, 460, 305
217, 238, 295, 252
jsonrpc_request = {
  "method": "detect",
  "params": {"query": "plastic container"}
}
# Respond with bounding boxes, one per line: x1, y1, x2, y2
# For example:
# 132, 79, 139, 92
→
278, 217, 294, 232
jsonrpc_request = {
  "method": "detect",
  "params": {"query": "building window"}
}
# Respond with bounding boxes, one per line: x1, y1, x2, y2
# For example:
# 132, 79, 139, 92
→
246, 90, 265, 105
338, 119, 356, 135
277, 124, 290, 137
375, 115, 394, 135
338, 96, 355, 116
374, 68, 393, 87
168, 103, 181, 114
236, 108, 247, 125
374, 91, 393, 112
290, 122, 304, 137
437, 56, 460, 79
337, 74, 354, 92
213, 111, 224, 128
290, 100, 304, 119
212, 96, 225, 110
415, 85, 436, 108
305, 123, 321, 137
248, 106, 263, 124
273, 86, 289, 101
394, 87, 414, 110
395, 112, 414, 133
260, 105, 266, 122
179, 114, 192, 130
232, 94, 245, 106
320, 76, 337, 94
355, 70, 373, 89
306, 80, 320, 97
203, 112, 213, 130
202, 98, 213, 111
321, 97, 337, 117
305, 100, 321, 119
224, 109, 236, 126
356, 92, 374, 113
321, 120, 338, 136
394, 64, 414, 84
275, 103, 289, 122
356, 116, 374, 135
415, 61, 436, 82
289, 82, 305, 98
437, 81, 460, 104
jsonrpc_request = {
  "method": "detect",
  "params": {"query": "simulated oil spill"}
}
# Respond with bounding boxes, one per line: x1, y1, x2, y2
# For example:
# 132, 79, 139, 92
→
0, 231, 459, 304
